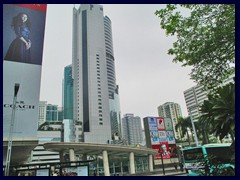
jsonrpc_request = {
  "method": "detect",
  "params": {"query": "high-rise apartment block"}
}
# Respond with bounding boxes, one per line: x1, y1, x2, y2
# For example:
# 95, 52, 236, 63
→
72, 4, 121, 144
183, 74, 235, 122
157, 102, 182, 139
121, 114, 143, 145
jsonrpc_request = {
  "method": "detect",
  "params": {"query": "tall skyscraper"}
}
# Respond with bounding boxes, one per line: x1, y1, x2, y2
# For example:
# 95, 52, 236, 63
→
72, 4, 120, 144
157, 102, 182, 139
122, 114, 143, 145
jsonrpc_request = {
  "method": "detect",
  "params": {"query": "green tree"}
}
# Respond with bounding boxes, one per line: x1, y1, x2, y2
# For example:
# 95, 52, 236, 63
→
176, 117, 192, 145
155, 4, 235, 91
198, 99, 215, 144
199, 83, 235, 141
211, 83, 235, 141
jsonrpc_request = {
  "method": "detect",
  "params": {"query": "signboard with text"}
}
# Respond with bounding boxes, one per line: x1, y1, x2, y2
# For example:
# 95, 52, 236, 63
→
3, 4, 47, 140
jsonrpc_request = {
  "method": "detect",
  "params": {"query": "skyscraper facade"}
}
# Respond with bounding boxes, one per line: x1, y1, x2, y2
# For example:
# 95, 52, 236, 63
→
72, 4, 120, 144
122, 114, 143, 145
157, 102, 182, 139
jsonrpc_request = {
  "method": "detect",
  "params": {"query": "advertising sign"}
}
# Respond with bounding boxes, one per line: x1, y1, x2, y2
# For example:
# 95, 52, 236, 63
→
148, 117, 157, 131
166, 131, 176, 144
160, 142, 170, 159
3, 4, 47, 140
158, 130, 167, 142
157, 117, 165, 130
62, 166, 88, 176
164, 118, 173, 131
150, 130, 160, 145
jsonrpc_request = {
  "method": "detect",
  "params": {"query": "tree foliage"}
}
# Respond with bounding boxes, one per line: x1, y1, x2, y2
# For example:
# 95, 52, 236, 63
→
176, 117, 193, 145
199, 83, 235, 140
155, 4, 235, 91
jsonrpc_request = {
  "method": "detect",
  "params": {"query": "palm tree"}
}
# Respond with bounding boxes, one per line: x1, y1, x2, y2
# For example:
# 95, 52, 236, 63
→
176, 117, 193, 146
199, 83, 235, 141
199, 98, 215, 144
212, 83, 235, 141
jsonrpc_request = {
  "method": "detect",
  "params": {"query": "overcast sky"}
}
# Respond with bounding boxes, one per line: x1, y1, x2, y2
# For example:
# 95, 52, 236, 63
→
40, 4, 196, 119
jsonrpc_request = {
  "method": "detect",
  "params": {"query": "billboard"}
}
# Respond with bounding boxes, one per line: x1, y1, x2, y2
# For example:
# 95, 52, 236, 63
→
166, 130, 176, 144
158, 130, 167, 142
150, 131, 160, 145
148, 117, 157, 131
164, 118, 173, 131
61, 166, 88, 176
145, 116, 176, 160
156, 117, 165, 130
3, 4, 47, 140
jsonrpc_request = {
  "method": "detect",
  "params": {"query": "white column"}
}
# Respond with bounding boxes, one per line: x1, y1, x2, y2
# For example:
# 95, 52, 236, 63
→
148, 154, 153, 172
129, 152, 135, 174
69, 148, 75, 161
102, 150, 110, 176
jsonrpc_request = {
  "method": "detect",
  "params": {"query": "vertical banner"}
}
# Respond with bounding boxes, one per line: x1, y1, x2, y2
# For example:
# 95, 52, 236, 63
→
166, 131, 176, 144
3, 4, 47, 140
164, 118, 173, 131
157, 117, 165, 130
150, 131, 160, 145
158, 130, 167, 142
148, 117, 157, 131
160, 142, 170, 159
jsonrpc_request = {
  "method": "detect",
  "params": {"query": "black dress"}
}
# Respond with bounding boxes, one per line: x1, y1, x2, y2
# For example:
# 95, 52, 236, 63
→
5, 24, 31, 63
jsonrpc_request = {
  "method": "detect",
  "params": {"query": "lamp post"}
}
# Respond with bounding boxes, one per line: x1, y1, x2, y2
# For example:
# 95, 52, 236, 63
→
159, 145, 165, 175
5, 83, 20, 176
188, 105, 199, 146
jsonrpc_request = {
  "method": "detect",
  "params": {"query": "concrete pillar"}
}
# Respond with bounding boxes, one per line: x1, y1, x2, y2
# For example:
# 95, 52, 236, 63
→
59, 151, 65, 162
102, 150, 110, 176
148, 154, 153, 172
129, 152, 135, 174
113, 162, 115, 174
69, 148, 75, 162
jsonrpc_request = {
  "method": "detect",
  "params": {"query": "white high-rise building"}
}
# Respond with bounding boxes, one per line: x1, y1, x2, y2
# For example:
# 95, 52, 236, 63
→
157, 102, 182, 139
72, 4, 120, 144
122, 114, 143, 145
183, 74, 235, 122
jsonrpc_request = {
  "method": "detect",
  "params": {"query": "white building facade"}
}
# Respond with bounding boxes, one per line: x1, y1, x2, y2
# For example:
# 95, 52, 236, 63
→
122, 114, 143, 145
183, 74, 235, 122
157, 102, 182, 139
72, 4, 120, 144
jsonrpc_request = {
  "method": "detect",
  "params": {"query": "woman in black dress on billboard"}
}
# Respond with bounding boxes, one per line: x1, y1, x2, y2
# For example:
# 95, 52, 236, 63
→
5, 12, 32, 63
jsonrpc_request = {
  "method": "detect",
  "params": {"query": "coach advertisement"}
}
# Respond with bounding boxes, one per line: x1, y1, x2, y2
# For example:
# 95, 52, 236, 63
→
3, 4, 47, 140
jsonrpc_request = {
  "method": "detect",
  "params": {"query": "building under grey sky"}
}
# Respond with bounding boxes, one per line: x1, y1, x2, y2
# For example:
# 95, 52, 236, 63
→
40, 4, 196, 122
122, 114, 143, 145
72, 4, 121, 144
157, 102, 182, 138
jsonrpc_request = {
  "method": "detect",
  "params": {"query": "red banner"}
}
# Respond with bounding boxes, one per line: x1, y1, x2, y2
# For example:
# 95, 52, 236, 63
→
16, 4, 47, 12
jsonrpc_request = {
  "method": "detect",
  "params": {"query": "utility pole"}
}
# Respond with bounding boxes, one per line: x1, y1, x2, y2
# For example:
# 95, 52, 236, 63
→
5, 83, 20, 176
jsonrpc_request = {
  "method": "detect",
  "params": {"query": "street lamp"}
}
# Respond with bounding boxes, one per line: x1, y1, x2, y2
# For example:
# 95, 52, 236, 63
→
5, 83, 20, 176
188, 105, 199, 146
